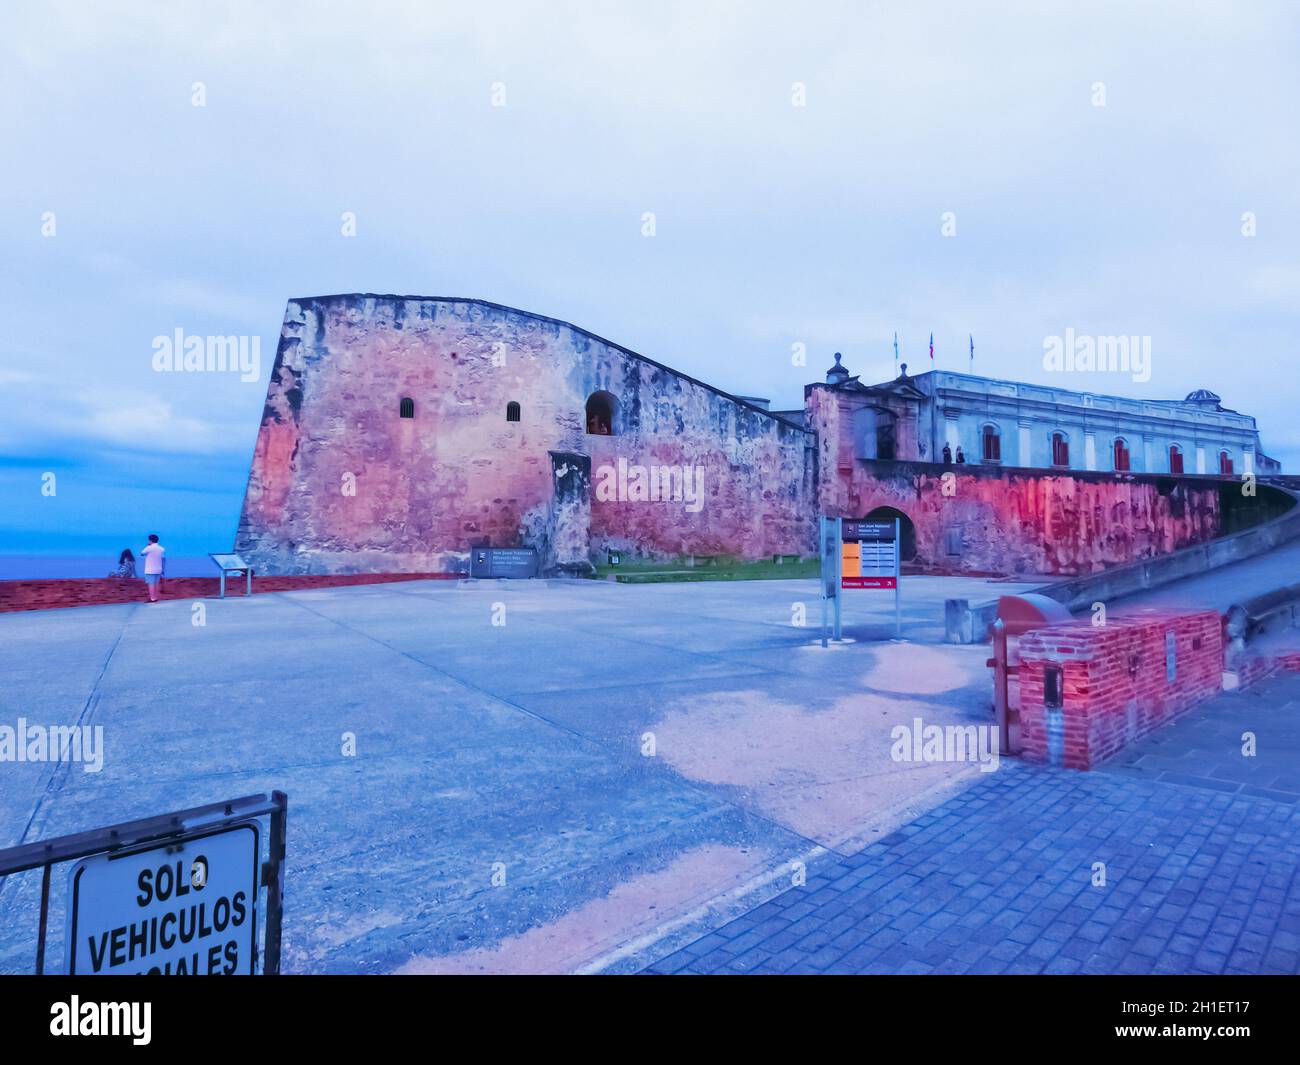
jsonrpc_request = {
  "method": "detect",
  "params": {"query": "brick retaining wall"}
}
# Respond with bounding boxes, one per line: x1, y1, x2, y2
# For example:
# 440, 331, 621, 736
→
0, 573, 455, 614
1017, 610, 1223, 769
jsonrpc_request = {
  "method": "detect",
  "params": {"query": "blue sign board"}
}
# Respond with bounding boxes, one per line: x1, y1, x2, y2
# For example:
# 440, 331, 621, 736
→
470, 546, 539, 578
66, 821, 260, 975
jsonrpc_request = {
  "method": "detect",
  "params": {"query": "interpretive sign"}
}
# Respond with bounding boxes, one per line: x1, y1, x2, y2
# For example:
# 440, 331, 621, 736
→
470, 546, 539, 579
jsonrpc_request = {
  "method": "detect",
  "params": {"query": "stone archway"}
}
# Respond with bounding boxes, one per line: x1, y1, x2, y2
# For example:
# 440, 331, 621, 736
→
864, 505, 916, 561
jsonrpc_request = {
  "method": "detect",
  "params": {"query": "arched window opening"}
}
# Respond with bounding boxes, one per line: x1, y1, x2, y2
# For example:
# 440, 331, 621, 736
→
1051, 432, 1070, 468
1113, 438, 1131, 472
1168, 444, 1184, 474
1219, 450, 1234, 476
585, 391, 617, 436
399, 397, 415, 419
981, 424, 1001, 463
506, 401, 521, 423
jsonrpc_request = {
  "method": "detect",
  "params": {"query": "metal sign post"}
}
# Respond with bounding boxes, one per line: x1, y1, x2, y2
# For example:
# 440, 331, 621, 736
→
818, 516, 841, 647
833, 517, 843, 641
0, 792, 287, 975
894, 517, 902, 639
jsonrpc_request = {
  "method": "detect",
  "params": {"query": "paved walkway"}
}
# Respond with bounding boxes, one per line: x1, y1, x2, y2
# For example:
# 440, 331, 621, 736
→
645, 675, 1300, 975
1101, 669, 1300, 803
1113, 536, 1300, 615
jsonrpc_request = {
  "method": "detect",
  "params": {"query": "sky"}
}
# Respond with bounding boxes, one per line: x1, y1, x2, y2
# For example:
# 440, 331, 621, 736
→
3, 0, 1299, 556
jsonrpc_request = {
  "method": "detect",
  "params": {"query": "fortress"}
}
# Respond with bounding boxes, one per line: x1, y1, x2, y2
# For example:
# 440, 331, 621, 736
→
235, 295, 1279, 578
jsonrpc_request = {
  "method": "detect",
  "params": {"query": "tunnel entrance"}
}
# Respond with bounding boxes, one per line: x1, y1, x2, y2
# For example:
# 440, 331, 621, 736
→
864, 506, 916, 561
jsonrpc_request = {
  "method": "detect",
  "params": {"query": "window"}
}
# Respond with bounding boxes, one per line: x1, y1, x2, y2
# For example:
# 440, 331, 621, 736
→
585, 391, 618, 436
506, 401, 521, 423
875, 410, 897, 460
1051, 432, 1070, 468
399, 397, 415, 419
1113, 438, 1131, 472
1168, 444, 1184, 474
1219, 450, 1234, 476
981, 424, 1001, 463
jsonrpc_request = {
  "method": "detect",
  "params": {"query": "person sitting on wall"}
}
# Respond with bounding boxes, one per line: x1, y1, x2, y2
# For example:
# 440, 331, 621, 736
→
956, 446, 966, 464
942, 443, 953, 465
108, 548, 136, 578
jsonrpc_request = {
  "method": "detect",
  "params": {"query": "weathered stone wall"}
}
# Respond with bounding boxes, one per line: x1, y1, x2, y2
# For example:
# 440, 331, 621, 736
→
236, 295, 815, 574
807, 387, 1222, 576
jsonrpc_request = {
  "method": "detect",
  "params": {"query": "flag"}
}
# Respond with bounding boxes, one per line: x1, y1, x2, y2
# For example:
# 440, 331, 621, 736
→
929, 332, 934, 362
893, 332, 900, 374
969, 334, 974, 370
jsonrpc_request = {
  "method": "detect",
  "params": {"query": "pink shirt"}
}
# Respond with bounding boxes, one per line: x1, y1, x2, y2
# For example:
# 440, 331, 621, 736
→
142, 543, 165, 575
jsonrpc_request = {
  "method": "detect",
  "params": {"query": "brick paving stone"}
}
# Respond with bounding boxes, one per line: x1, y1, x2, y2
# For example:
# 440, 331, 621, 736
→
644, 753, 1300, 974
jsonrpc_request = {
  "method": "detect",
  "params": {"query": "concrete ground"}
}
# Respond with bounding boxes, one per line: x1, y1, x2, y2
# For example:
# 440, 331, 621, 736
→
0, 573, 1038, 974
647, 673, 1300, 975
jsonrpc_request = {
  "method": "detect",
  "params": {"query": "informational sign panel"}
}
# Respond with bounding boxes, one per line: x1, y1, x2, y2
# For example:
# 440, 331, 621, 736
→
209, 553, 249, 572
66, 822, 260, 975
841, 521, 898, 589
470, 547, 539, 579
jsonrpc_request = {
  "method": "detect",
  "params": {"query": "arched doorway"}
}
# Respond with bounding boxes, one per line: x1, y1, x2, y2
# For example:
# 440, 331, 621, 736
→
864, 505, 916, 561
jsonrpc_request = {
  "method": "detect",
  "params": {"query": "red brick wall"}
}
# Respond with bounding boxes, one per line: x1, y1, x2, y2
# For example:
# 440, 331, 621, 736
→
1017, 610, 1222, 769
0, 573, 453, 614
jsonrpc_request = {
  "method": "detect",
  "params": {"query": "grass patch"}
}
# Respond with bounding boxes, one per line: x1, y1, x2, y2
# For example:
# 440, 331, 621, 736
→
593, 556, 820, 583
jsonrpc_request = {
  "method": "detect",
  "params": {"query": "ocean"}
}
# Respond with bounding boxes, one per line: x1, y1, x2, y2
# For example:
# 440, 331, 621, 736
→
0, 556, 219, 580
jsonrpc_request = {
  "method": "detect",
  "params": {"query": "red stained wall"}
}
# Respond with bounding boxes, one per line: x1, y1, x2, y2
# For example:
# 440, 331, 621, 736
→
236, 296, 815, 574
806, 387, 1221, 576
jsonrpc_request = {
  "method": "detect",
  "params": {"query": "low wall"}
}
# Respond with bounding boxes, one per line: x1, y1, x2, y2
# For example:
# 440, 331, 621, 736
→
1017, 610, 1223, 770
0, 573, 455, 613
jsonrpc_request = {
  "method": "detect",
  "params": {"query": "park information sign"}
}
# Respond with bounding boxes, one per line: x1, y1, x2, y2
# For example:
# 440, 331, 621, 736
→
470, 546, 539, 579
66, 821, 260, 975
819, 516, 902, 642
841, 520, 898, 589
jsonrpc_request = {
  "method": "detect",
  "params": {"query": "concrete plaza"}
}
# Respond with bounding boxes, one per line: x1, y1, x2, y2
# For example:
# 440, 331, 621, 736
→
0, 574, 1035, 974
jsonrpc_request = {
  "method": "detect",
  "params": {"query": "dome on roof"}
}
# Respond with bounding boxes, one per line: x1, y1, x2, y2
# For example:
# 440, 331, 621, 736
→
1184, 388, 1221, 403
826, 352, 849, 384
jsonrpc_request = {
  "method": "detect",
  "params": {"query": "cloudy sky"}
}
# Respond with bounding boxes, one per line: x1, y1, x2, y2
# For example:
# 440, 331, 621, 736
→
3, 0, 1298, 556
